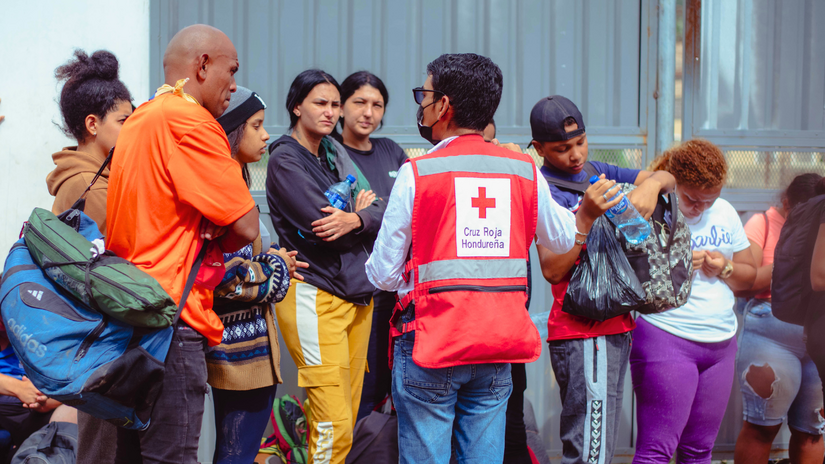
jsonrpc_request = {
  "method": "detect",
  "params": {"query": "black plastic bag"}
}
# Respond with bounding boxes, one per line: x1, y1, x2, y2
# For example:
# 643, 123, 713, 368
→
563, 216, 647, 321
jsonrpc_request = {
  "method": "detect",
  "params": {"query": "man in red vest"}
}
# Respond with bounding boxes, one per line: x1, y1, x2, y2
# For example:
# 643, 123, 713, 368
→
365, 53, 580, 463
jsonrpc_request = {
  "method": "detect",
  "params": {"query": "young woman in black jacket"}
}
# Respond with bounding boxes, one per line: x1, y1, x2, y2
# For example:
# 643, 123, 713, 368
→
265, 69, 383, 464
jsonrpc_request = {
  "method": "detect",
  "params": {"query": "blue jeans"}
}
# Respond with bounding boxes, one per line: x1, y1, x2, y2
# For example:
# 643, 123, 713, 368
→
736, 299, 824, 434
212, 385, 278, 464
392, 333, 512, 464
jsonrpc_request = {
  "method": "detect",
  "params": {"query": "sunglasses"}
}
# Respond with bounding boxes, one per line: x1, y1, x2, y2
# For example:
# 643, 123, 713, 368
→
412, 87, 445, 105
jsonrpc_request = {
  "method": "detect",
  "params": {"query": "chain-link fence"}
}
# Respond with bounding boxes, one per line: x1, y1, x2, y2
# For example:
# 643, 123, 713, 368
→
248, 147, 647, 193
724, 150, 825, 190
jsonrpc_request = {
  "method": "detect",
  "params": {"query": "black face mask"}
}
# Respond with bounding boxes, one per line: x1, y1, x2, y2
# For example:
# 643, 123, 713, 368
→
417, 102, 442, 146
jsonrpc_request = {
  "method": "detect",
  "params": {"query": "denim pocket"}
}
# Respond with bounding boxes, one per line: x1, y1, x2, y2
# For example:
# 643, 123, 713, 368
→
489, 363, 513, 400
400, 340, 451, 403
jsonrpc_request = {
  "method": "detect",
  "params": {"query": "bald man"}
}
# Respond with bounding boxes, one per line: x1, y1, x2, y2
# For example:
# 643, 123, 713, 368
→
105, 24, 258, 463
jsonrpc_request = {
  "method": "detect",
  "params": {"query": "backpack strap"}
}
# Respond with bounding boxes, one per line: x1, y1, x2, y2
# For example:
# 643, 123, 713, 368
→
69, 148, 114, 213
172, 239, 209, 326
762, 212, 769, 250
542, 162, 599, 194
661, 192, 680, 252
582, 161, 599, 178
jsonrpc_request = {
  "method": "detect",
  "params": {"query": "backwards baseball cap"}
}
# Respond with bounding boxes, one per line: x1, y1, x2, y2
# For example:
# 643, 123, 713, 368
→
217, 86, 267, 135
530, 95, 585, 142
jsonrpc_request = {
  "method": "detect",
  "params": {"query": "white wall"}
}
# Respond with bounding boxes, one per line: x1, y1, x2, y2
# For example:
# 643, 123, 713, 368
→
0, 0, 150, 265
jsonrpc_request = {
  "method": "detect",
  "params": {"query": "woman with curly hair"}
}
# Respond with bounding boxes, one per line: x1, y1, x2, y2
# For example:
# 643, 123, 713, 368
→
631, 139, 757, 463
43, 49, 132, 464
47, 49, 133, 235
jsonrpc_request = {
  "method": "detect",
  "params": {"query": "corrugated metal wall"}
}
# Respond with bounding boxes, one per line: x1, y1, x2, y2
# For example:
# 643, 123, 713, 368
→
683, 0, 825, 211
150, 0, 654, 152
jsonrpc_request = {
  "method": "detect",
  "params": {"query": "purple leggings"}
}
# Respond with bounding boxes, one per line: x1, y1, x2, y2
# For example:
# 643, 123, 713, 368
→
630, 318, 737, 464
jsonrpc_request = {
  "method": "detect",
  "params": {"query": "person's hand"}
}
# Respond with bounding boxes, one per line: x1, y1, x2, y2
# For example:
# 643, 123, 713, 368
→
311, 207, 362, 241
0, 97, 5, 124
702, 250, 727, 278
29, 398, 61, 414
577, 175, 623, 226
492, 140, 523, 153
354, 190, 376, 212
269, 247, 309, 281
199, 217, 227, 241
13, 377, 47, 408
692, 250, 707, 270
626, 180, 662, 220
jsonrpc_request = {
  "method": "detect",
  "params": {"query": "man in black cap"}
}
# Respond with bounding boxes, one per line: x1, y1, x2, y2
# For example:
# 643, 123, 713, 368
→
531, 95, 675, 464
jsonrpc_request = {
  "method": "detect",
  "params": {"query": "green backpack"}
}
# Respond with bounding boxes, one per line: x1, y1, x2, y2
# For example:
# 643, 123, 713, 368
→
24, 207, 178, 328
260, 395, 308, 464
23, 150, 179, 329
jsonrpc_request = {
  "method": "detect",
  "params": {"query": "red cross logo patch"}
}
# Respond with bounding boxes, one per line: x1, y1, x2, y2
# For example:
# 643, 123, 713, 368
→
454, 178, 511, 257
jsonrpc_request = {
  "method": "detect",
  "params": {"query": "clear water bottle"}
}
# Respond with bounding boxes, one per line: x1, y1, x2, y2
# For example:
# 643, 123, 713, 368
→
530, 310, 550, 340
589, 175, 651, 245
324, 174, 356, 210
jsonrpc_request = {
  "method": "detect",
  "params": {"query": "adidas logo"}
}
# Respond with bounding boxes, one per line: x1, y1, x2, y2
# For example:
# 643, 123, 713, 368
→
6, 318, 47, 357
27, 289, 43, 301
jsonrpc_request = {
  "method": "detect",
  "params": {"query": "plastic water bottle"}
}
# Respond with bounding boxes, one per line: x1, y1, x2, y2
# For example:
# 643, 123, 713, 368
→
324, 174, 356, 210
589, 175, 651, 245
530, 310, 550, 340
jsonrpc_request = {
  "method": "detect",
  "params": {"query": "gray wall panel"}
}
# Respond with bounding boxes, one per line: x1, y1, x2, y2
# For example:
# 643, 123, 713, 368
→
151, 0, 649, 150
683, 0, 825, 212
690, 0, 825, 134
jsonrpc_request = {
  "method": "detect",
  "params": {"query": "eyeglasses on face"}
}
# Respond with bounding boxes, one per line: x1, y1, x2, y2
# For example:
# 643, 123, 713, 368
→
412, 87, 445, 105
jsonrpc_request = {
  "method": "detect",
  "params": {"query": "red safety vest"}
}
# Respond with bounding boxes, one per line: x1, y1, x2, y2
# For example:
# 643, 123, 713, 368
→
394, 135, 541, 368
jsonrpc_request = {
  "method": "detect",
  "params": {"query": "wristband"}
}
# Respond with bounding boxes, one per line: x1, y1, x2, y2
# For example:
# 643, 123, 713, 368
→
575, 230, 588, 237
575, 238, 586, 246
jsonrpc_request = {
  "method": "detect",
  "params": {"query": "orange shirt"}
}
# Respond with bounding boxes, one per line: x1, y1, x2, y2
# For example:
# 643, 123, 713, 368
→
744, 206, 785, 300
106, 93, 255, 346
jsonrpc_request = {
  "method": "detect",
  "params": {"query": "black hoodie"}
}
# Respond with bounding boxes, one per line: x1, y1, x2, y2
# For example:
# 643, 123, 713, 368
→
266, 135, 385, 305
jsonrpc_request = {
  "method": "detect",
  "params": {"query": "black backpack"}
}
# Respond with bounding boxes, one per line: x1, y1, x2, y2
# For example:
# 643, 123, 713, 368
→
771, 195, 825, 326
615, 184, 692, 314
345, 411, 398, 464
543, 167, 693, 315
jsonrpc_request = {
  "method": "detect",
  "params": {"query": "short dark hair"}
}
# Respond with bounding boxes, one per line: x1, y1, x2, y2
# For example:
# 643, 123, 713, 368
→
286, 69, 340, 129
55, 49, 132, 142
784, 173, 823, 208
339, 71, 390, 130
426, 53, 503, 131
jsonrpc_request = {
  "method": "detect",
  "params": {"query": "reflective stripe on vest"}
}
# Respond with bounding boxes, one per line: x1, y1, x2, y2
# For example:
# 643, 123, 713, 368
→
415, 155, 535, 180
418, 258, 527, 283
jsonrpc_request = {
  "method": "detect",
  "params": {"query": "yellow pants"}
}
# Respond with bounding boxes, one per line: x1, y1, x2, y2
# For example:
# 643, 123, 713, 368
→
276, 280, 373, 464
